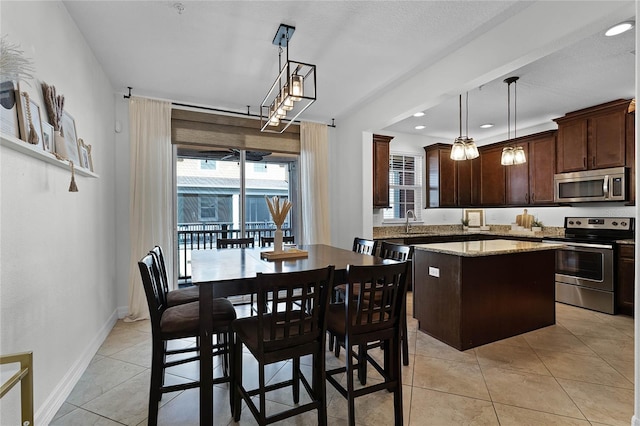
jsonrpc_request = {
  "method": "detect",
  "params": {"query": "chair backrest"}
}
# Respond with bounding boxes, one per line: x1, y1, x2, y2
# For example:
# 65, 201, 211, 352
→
138, 253, 168, 331
149, 245, 169, 295
379, 241, 413, 261
255, 266, 335, 353
217, 237, 255, 249
260, 235, 295, 247
352, 237, 378, 256
344, 262, 408, 336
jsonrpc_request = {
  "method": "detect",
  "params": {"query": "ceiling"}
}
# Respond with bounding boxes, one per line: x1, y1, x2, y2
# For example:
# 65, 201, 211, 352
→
63, 1, 636, 144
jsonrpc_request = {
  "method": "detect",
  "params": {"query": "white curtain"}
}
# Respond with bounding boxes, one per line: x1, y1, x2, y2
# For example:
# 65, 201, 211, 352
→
300, 121, 330, 245
126, 97, 173, 321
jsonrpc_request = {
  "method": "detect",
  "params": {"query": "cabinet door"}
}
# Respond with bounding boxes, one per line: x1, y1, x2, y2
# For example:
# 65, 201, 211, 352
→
626, 111, 635, 205
373, 135, 392, 208
505, 143, 529, 205
478, 146, 506, 205
528, 133, 556, 204
425, 144, 456, 207
589, 110, 626, 169
457, 157, 476, 206
556, 119, 588, 172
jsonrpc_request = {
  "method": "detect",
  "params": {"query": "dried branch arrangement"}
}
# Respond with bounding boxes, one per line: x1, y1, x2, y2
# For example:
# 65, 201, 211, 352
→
41, 82, 64, 131
0, 36, 35, 82
265, 196, 292, 227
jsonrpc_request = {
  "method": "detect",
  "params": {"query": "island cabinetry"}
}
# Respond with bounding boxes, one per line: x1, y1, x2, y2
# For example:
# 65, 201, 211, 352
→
505, 131, 557, 205
413, 241, 556, 350
554, 99, 631, 173
617, 244, 635, 316
373, 134, 394, 208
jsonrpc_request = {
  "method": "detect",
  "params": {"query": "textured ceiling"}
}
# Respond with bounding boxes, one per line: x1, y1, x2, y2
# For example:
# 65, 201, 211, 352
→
63, 1, 636, 143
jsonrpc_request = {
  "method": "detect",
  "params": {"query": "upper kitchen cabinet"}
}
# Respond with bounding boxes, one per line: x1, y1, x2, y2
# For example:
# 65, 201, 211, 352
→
554, 99, 633, 173
373, 134, 393, 208
478, 144, 506, 205
505, 131, 557, 205
626, 107, 636, 205
424, 144, 477, 207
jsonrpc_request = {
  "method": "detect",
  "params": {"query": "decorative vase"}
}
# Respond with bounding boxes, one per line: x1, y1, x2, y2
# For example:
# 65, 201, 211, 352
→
274, 227, 283, 254
54, 130, 68, 159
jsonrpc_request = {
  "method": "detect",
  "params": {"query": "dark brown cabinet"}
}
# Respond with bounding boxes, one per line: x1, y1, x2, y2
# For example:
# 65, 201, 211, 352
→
555, 99, 631, 173
505, 131, 557, 205
617, 244, 635, 316
424, 144, 477, 207
626, 109, 636, 205
478, 145, 506, 205
373, 134, 393, 208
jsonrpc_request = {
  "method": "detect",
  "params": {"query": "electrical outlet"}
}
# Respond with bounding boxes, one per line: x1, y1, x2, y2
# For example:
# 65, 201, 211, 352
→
428, 267, 440, 277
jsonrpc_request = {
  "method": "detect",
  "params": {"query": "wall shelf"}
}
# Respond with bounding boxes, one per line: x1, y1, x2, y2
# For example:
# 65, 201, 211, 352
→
1, 133, 98, 178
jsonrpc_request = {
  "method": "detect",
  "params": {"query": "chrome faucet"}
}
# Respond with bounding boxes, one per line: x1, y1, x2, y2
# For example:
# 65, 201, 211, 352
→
405, 209, 416, 233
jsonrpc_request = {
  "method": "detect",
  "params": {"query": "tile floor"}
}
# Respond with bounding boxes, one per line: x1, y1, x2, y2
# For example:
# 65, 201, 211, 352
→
51, 295, 635, 425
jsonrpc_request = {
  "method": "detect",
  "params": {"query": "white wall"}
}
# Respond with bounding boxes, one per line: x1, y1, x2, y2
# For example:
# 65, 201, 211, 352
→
0, 2, 117, 424
331, 1, 637, 249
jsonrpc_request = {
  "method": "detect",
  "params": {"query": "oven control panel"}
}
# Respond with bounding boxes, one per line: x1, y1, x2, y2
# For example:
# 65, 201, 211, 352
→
565, 217, 634, 231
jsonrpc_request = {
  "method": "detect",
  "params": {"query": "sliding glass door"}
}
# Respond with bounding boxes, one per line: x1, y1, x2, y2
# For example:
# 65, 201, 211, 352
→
175, 148, 298, 283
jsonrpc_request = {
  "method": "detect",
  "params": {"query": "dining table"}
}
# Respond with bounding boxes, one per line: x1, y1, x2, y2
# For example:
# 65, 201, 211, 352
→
190, 243, 395, 425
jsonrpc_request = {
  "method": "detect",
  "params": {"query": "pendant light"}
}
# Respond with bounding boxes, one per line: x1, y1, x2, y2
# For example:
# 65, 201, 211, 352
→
501, 76, 526, 166
450, 92, 479, 161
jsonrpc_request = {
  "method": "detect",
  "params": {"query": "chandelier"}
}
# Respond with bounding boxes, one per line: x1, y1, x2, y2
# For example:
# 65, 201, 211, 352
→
450, 92, 479, 161
260, 24, 316, 133
501, 76, 526, 165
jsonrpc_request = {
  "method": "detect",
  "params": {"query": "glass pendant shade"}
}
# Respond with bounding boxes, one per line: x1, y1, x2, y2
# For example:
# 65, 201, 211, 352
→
513, 146, 526, 164
464, 139, 479, 159
450, 139, 467, 160
501, 146, 515, 165
290, 74, 303, 101
281, 85, 294, 110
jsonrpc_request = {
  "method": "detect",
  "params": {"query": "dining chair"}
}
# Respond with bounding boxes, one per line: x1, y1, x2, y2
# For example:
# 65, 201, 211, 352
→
138, 253, 236, 426
259, 235, 295, 247
231, 266, 335, 425
325, 262, 409, 426
329, 237, 379, 353
150, 245, 199, 307
217, 237, 255, 248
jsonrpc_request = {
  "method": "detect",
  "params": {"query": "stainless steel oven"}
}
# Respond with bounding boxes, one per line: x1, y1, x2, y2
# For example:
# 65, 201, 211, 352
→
543, 217, 634, 314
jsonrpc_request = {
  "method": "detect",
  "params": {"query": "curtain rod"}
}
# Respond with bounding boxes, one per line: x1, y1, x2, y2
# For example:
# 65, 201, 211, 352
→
124, 87, 336, 128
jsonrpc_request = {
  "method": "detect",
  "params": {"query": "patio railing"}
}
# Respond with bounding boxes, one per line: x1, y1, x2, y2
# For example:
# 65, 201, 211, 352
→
177, 222, 292, 284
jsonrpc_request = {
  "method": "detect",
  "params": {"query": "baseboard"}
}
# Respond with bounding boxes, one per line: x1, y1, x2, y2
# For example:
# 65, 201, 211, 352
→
117, 305, 129, 319
34, 309, 118, 425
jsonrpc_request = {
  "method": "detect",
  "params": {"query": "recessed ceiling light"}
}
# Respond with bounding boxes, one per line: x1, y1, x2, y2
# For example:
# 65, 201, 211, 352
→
413, 112, 425, 117
414, 125, 426, 130
480, 123, 494, 129
605, 21, 634, 36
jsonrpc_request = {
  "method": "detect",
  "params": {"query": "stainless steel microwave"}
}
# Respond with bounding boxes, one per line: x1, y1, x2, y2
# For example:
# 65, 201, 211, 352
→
554, 167, 627, 203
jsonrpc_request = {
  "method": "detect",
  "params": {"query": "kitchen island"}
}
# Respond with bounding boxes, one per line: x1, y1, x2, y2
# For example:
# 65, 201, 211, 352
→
413, 239, 564, 350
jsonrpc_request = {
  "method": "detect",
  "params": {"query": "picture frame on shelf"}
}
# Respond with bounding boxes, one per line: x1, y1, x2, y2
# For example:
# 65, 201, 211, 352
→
16, 90, 45, 150
77, 138, 92, 170
463, 209, 485, 228
0, 81, 20, 138
61, 111, 80, 165
41, 121, 54, 153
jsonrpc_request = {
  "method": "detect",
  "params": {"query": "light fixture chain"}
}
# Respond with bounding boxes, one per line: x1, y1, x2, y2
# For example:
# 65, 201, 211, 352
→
458, 94, 462, 138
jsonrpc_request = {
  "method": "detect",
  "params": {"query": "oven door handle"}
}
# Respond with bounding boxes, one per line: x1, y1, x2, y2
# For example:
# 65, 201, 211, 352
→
543, 240, 613, 250
602, 175, 609, 199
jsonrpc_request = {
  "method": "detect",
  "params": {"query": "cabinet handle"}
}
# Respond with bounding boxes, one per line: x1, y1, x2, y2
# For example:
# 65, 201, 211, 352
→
583, 157, 586, 168
525, 193, 529, 203
531, 193, 535, 203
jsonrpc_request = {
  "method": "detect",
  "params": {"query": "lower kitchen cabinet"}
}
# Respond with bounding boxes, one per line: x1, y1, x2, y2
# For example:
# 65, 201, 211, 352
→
617, 244, 635, 316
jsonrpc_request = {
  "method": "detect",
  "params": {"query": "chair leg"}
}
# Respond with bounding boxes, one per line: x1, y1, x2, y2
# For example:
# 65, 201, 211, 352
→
402, 313, 409, 366
391, 336, 403, 426
357, 344, 367, 385
315, 351, 328, 426
293, 357, 300, 404
232, 338, 242, 421
148, 340, 164, 426
345, 337, 357, 426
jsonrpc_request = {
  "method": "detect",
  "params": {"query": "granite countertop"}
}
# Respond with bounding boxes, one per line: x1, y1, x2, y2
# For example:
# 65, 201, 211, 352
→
373, 224, 564, 240
413, 239, 565, 257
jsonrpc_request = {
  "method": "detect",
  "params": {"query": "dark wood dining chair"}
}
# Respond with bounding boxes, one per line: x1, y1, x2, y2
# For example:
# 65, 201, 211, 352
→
259, 235, 295, 247
325, 262, 409, 426
150, 245, 199, 307
217, 237, 255, 248
352, 237, 378, 256
138, 253, 236, 426
232, 266, 335, 425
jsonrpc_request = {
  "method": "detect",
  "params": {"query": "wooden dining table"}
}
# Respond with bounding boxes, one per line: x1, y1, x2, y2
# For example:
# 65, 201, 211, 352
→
190, 243, 394, 425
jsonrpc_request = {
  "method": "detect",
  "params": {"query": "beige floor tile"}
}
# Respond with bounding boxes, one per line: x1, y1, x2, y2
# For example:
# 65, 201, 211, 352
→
50, 402, 78, 423
66, 357, 146, 406
414, 332, 477, 364
412, 354, 490, 400
493, 403, 591, 425
326, 381, 411, 425
97, 327, 152, 357
475, 343, 551, 376
482, 367, 584, 419
557, 318, 630, 340
408, 387, 498, 425
605, 357, 634, 385
555, 303, 607, 323
557, 378, 634, 426
50, 407, 124, 425
578, 335, 634, 362
536, 350, 633, 389
524, 327, 596, 356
